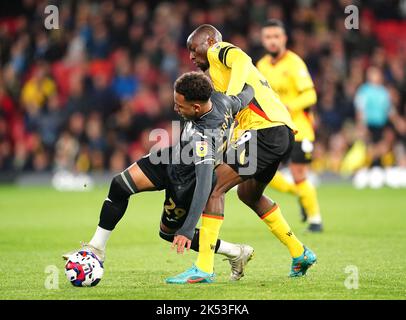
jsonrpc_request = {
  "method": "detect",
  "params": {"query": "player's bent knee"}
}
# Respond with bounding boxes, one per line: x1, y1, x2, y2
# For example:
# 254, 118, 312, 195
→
159, 229, 175, 243
237, 187, 256, 206
159, 222, 178, 243
108, 171, 138, 202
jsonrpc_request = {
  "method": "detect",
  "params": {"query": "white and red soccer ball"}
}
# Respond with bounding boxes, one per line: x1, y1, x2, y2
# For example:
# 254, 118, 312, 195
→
65, 250, 104, 287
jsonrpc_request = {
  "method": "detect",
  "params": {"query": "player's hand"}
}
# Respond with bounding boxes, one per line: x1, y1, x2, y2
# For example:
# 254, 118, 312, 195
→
171, 235, 191, 254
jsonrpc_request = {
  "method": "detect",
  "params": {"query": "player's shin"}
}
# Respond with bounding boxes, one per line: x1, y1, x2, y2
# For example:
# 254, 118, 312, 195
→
259, 204, 304, 258
192, 230, 241, 258
215, 239, 242, 258
195, 213, 224, 274
296, 179, 322, 224
89, 170, 137, 251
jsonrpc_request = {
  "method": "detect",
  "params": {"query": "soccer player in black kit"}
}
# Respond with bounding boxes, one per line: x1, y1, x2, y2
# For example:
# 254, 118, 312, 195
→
63, 72, 255, 283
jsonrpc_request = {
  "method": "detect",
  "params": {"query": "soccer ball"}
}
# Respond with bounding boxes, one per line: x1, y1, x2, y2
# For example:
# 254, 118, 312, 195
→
65, 250, 104, 287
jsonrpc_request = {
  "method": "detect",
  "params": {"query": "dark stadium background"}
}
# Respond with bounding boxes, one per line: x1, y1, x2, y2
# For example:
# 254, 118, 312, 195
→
0, 0, 405, 186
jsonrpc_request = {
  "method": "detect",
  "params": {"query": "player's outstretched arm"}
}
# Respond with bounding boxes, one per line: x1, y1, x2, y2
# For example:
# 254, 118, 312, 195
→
228, 84, 255, 116
286, 88, 317, 112
172, 161, 215, 253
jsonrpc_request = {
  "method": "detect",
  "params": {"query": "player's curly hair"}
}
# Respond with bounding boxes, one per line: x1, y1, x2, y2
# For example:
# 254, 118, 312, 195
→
174, 72, 213, 102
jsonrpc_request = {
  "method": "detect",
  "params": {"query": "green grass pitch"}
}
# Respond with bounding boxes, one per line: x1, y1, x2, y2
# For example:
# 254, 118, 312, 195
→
0, 184, 405, 300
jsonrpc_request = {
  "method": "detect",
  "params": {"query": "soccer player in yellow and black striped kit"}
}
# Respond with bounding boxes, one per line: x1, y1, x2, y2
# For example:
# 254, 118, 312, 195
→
168, 24, 316, 284
257, 19, 323, 232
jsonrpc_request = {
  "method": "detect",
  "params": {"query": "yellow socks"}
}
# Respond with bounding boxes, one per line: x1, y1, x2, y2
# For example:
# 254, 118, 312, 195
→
268, 171, 296, 194
270, 172, 322, 224
261, 205, 304, 258
296, 179, 322, 224
195, 214, 224, 274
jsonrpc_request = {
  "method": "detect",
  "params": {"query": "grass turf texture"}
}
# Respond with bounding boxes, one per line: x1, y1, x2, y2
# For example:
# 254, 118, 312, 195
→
0, 184, 405, 300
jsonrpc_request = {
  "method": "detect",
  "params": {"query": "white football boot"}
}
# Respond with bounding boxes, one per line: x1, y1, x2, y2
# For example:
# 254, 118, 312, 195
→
225, 244, 254, 281
62, 242, 105, 263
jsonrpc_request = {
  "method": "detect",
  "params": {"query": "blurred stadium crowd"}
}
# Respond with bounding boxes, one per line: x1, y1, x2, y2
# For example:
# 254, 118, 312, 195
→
0, 0, 405, 175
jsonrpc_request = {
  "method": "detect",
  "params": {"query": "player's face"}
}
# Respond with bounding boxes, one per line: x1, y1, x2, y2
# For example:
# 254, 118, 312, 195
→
187, 35, 210, 71
261, 26, 287, 58
174, 92, 200, 120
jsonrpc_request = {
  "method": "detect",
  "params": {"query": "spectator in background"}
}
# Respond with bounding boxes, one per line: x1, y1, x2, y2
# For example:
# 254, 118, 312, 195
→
110, 8, 130, 49
157, 82, 179, 122
111, 52, 139, 100
130, 85, 161, 139
86, 113, 107, 172
0, 82, 17, 123
133, 55, 160, 87
54, 131, 79, 171
90, 72, 120, 119
88, 18, 111, 59
2, 64, 21, 101
67, 112, 86, 144
344, 14, 379, 60
86, 112, 107, 153
21, 61, 56, 116
0, 0, 405, 174
0, 116, 13, 171
64, 73, 91, 116
388, 85, 406, 168
36, 94, 63, 149
317, 86, 343, 137
8, 34, 29, 75
354, 66, 392, 166
128, 23, 145, 57
160, 37, 180, 82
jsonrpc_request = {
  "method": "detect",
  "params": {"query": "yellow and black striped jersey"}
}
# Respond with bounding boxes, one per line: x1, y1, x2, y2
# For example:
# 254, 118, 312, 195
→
206, 41, 297, 140
257, 50, 317, 141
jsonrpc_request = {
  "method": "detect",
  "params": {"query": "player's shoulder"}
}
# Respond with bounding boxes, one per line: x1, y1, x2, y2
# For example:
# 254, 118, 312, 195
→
257, 54, 271, 68
210, 90, 229, 106
285, 50, 313, 79
285, 50, 307, 66
209, 41, 234, 52
195, 93, 229, 127
208, 41, 238, 60
356, 83, 370, 94
186, 120, 207, 141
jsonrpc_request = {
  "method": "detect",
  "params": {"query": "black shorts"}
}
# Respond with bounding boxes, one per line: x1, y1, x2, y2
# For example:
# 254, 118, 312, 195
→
289, 140, 314, 164
368, 125, 385, 143
137, 152, 212, 231
225, 125, 294, 183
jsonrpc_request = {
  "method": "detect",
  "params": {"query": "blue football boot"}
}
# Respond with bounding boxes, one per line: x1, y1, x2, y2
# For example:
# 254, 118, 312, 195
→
290, 246, 317, 277
166, 265, 215, 284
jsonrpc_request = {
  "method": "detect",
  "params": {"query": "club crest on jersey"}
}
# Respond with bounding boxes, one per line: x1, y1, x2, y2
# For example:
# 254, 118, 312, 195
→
196, 141, 208, 157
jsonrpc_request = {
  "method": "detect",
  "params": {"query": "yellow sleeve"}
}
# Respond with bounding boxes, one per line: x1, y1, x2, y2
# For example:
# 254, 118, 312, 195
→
224, 48, 252, 96
288, 59, 317, 112
288, 88, 317, 112
207, 42, 252, 96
